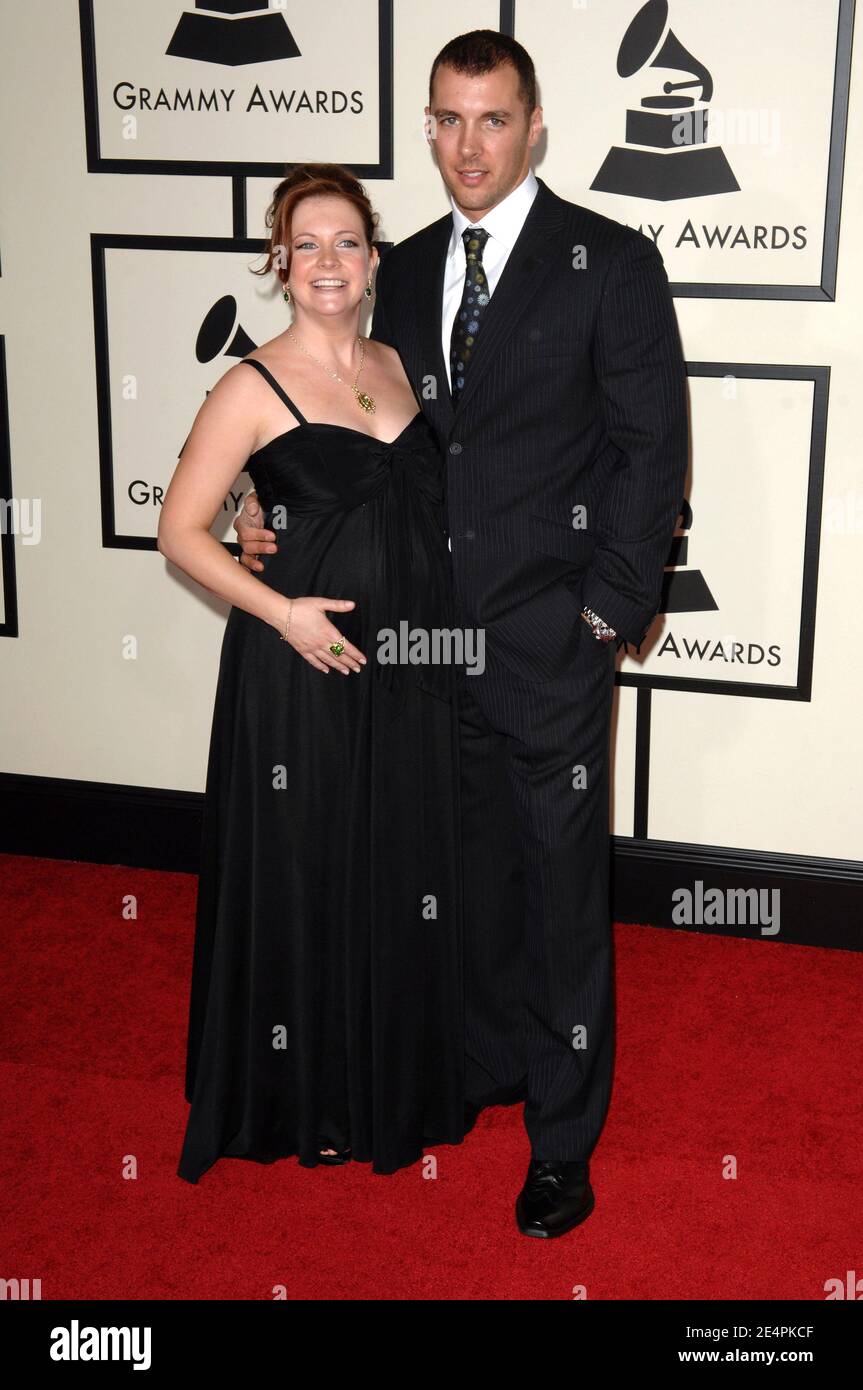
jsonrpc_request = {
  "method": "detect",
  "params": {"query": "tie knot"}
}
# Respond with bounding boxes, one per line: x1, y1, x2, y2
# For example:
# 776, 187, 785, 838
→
462, 226, 489, 261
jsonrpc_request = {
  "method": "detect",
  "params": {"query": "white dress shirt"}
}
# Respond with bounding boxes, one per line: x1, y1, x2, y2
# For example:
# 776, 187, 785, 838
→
441, 167, 539, 393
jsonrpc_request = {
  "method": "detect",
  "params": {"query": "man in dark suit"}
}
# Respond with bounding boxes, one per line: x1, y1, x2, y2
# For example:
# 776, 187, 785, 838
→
237, 30, 688, 1238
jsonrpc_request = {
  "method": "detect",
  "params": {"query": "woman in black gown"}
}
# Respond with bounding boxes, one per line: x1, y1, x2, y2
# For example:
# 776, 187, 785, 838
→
158, 164, 466, 1183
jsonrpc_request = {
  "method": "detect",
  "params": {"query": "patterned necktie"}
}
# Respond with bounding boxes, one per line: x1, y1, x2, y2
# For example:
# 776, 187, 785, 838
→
450, 226, 491, 403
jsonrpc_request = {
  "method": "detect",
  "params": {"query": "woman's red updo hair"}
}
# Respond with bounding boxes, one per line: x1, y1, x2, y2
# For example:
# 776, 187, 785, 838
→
251, 163, 380, 291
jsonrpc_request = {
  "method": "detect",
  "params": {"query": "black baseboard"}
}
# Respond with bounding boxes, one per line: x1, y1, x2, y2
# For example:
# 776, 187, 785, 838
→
611, 835, 862, 951
1, 773, 860, 950
0, 772, 203, 874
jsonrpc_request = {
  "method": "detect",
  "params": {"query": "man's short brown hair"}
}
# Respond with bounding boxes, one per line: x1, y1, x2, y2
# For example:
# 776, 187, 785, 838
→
429, 29, 538, 113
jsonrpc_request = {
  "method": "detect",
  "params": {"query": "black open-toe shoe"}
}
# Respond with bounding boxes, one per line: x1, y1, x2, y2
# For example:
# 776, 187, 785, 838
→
317, 1140, 352, 1165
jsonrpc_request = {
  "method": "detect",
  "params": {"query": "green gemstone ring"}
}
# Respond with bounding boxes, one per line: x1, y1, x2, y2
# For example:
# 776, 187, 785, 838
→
329, 640, 345, 657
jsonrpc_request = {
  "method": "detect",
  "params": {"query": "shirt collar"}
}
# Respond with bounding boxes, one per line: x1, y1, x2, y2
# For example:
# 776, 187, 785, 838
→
447, 168, 539, 260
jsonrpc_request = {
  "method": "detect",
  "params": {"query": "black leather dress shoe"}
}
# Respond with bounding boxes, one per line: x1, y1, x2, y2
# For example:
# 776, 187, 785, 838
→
515, 1159, 595, 1238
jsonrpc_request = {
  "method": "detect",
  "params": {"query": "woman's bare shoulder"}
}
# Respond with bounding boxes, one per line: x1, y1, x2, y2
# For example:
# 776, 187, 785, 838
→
221, 336, 293, 385
241, 330, 291, 364
197, 354, 283, 424
365, 338, 401, 366
211, 355, 266, 395
364, 339, 409, 386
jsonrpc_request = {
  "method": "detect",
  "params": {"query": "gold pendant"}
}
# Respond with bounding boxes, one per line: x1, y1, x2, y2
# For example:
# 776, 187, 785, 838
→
354, 390, 376, 413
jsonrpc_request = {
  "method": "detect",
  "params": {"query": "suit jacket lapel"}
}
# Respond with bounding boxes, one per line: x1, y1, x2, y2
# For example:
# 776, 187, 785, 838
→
414, 217, 455, 435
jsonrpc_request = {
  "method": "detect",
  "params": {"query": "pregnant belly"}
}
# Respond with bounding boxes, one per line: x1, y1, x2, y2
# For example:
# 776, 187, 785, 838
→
253, 504, 452, 649
251, 509, 382, 661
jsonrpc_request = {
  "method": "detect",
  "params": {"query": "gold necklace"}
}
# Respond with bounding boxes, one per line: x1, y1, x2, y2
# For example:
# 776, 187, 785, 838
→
286, 326, 376, 413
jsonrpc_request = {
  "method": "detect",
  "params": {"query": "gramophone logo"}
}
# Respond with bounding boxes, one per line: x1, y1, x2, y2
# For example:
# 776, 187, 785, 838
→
176, 295, 257, 457
640, 494, 783, 677
660, 499, 718, 614
166, 0, 301, 66
592, 0, 739, 202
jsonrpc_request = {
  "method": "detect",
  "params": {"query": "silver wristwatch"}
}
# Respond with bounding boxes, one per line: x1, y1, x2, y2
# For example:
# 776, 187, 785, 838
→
580, 606, 617, 643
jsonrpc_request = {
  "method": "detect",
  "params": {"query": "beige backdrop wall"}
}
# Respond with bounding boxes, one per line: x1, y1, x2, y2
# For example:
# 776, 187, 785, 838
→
0, 0, 860, 865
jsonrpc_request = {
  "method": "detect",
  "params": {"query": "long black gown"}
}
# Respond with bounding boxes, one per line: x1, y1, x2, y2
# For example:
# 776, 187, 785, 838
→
176, 358, 465, 1183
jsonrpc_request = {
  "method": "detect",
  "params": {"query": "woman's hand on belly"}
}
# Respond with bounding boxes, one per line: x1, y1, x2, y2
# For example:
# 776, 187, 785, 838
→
282, 595, 367, 676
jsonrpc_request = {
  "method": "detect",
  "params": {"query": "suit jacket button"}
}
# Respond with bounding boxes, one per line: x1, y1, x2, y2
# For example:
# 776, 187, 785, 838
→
449, 442, 462, 455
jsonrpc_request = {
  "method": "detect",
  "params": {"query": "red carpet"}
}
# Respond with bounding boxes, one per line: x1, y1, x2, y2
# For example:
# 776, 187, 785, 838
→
1, 851, 860, 1300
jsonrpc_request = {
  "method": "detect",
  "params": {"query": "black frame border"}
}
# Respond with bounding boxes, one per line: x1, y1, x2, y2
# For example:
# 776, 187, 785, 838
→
79, 0, 394, 180
92, 232, 268, 553
0, 336, 19, 638
93, 232, 391, 552
616, 362, 829, 703
500, 0, 856, 301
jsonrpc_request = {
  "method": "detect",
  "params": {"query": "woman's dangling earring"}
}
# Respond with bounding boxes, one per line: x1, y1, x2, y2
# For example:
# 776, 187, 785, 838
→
283, 282, 291, 304
364, 276, 372, 299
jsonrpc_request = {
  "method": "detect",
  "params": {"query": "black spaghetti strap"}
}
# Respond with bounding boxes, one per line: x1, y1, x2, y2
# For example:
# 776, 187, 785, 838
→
241, 358, 309, 426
